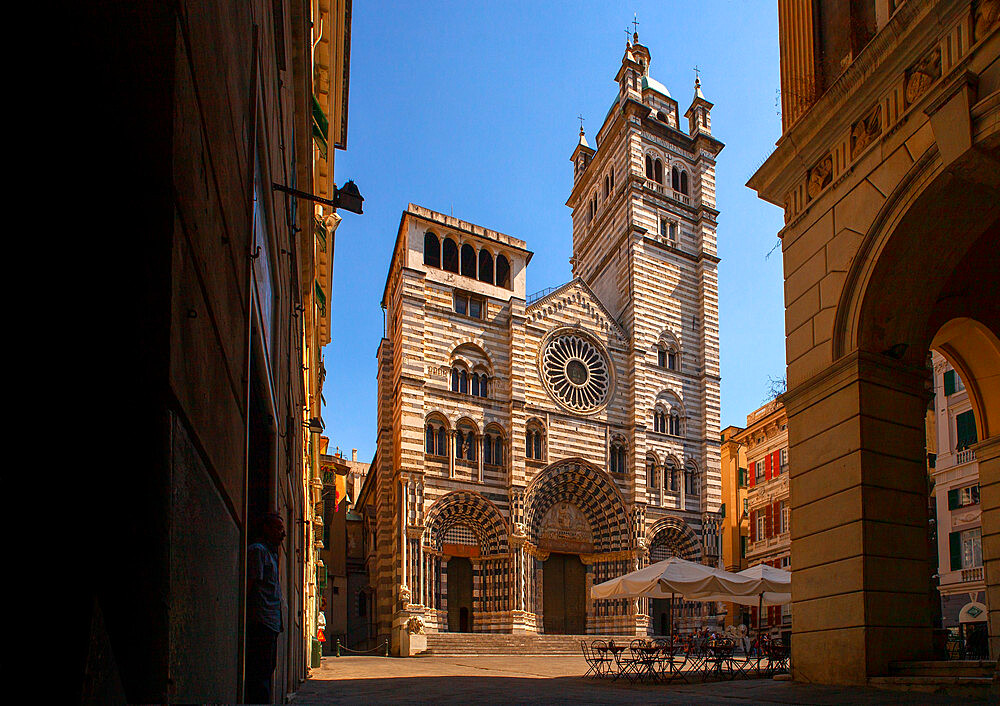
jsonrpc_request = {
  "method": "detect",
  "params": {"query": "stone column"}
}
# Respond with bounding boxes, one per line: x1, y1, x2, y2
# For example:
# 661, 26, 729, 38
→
448, 431, 456, 478
477, 434, 484, 483
975, 436, 1000, 669
783, 351, 932, 684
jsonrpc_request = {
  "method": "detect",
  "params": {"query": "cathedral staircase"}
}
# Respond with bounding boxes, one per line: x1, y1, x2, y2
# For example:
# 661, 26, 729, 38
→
422, 633, 635, 657
868, 661, 996, 698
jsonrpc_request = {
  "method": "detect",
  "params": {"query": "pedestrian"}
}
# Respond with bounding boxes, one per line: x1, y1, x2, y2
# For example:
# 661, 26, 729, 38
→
317, 596, 327, 646
246, 512, 285, 704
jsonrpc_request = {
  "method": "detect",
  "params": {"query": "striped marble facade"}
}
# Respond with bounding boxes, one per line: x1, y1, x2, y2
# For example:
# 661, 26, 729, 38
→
371, 37, 725, 651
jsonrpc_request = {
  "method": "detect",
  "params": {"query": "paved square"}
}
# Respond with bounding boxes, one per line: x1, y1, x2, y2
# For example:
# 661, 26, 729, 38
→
294, 656, 985, 704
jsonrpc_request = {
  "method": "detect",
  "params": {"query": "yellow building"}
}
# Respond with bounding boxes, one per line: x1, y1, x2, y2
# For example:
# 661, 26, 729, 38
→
749, 0, 999, 688
720, 425, 749, 629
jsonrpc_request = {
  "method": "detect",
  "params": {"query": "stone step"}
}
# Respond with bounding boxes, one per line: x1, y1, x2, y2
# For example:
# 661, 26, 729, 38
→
869, 675, 993, 697
422, 634, 635, 656
887, 660, 997, 678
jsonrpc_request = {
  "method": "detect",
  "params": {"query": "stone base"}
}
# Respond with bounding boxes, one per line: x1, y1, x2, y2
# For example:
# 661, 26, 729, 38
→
399, 631, 427, 657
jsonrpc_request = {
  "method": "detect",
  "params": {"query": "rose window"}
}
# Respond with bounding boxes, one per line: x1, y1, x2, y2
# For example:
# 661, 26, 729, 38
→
540, 333, 611, 412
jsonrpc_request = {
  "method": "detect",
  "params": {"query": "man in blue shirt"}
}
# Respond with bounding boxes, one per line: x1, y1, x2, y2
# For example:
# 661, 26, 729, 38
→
246, 512, 285, 703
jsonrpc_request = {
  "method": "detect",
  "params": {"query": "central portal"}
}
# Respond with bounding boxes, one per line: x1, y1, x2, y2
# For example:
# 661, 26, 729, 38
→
447, 556, 473, 632
543, 553, 586, 634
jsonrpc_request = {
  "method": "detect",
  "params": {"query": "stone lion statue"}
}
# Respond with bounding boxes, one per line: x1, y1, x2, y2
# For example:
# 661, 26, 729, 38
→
398, 584, 411, 609
406, 616, 425, 635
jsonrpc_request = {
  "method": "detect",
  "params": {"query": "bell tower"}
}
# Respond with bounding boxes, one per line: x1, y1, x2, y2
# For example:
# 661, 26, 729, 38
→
566, 34, 726, 564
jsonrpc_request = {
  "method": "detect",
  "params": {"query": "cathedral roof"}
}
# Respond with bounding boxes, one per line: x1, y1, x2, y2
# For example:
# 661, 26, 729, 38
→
641, 74, 670, 98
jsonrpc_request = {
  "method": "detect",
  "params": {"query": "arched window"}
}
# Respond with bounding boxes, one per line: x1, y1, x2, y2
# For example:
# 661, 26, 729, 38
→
456, 424, 477, 461
610, 167, 614, 191
461, 243, 477, 278
656, 110, 667, 123
653, 409, 666, 433
478, 249, 494, 285
459, 369, 468, 394
471, 373, 480, 397
525, 422, 544, 460
671, 166, 680, 192
478, 373, 488, 398
669, 410, 680, 436
443, 237, 459, 273
604, 175, 610, 199
483, 427, 504, 466
646, 457, 658, 489
425, 418, 448, 456
685, 461, 699, 495
654, 159, 663, 185
610, 441, 627, 474
495, 255, 511, 289
451, 368, 459, 392
668, 351, 677, 370
645, 155, 654, 179
664, 459, 677, 492
680, 170, 689, 195
424, 232, 440, 267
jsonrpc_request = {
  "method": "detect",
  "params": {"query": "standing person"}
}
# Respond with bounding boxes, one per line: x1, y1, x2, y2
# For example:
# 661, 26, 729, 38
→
246, 512, 285, 704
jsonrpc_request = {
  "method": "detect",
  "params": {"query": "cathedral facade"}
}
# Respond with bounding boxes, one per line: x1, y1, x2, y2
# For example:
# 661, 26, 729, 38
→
369, 36, 724, 650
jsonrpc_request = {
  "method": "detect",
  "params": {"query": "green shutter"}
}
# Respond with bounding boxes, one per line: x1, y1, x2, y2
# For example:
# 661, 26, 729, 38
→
719, 503, 726, 519
948, 488, 959, 510
949, 531, 962, 570
944, 370, 955, 396
956, 411, 978, 450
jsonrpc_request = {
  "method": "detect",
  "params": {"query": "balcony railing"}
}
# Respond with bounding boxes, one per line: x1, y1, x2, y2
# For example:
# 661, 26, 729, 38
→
956, 448, 976, 465
961, 566, 984, 582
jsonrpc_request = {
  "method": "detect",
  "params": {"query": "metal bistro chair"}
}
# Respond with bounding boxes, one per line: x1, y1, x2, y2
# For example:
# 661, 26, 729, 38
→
704, 638, 734, 678
582, 639, 613, 679
654, 637, 688, 683
765, 640, 789, 674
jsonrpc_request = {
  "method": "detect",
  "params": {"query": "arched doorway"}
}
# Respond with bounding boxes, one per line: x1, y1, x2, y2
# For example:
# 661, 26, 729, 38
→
424, 491, 509, 634
645, 518, 700, 636
522, 458, 632, 634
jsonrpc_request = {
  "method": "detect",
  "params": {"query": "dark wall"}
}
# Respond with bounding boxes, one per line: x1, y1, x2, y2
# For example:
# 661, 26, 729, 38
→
70, 1, 308, 702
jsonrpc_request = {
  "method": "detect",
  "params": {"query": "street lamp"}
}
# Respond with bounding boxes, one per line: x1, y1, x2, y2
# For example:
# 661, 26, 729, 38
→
306, 417, 325, 434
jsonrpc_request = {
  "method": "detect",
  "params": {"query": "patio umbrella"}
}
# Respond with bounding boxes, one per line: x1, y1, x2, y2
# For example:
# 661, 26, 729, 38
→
590, 557, 757, 644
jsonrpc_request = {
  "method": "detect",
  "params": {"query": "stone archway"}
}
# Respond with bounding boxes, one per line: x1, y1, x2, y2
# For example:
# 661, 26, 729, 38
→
522, 458, 635, 634
423, 491, 510, 633
782, 134, 1000, 683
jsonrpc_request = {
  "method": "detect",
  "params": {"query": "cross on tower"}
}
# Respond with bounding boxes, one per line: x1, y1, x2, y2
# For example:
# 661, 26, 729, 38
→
624, 27, 631, 44
577, 114, 585, 130
632, 14, 640, 37
693, 65, 701, 82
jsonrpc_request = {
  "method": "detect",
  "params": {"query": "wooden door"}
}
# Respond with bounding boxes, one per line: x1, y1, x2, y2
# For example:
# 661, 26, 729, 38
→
543, 554, 586, 634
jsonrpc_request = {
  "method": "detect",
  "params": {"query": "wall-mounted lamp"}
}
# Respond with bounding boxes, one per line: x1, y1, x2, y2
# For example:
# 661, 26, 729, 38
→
272, 180, 364, 215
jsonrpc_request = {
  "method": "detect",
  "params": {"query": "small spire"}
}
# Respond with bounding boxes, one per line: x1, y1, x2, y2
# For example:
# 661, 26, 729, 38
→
693, 67, 706, 100
632, 13, 640, 43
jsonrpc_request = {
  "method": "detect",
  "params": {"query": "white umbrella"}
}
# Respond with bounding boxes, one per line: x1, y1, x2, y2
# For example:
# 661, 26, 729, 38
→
591, 557, 758, 643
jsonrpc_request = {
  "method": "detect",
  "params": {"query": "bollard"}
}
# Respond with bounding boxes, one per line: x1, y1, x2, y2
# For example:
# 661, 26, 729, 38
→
335, 639, 340, 658
385, 640, 390, 657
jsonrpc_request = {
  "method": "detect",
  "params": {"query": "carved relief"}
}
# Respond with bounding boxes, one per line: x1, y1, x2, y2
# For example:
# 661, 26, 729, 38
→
904, 47, 941, 106
851, 104, 882, 159
405, 616, 425, 634
398, 584, 411, 609
807, 153, 833, 200
538, 501, 593, 553
974, 0, 1000, 42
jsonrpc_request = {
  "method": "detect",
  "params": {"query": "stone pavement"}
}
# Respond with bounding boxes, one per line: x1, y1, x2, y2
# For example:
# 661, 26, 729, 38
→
293, 655, 988, 704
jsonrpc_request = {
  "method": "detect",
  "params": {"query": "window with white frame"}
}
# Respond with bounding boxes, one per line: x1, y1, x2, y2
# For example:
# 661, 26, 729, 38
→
754, 459, 765, 482
780, 447, 788, 470
755, 513, 765, 541
962, 527, 982, 569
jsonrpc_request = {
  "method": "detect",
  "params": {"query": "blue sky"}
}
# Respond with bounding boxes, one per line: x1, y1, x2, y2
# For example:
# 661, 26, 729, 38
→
324, 1, 786, 462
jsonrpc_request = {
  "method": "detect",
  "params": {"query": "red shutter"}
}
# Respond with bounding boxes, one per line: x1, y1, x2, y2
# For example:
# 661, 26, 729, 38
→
765, 505, 773, 538
765, 453, 772, 481
750, 510, 757, 542
773, 450, 781, 475
774, 502, 781, 534
748, 463, 756, 488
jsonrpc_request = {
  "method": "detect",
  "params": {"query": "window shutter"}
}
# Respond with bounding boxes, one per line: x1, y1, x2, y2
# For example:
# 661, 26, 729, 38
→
765, 453, 772, 481
750, 511, 757, 542
948, 488, 959, 510
949, 531, 962, 570
944, 370, 955, 396
765, 505, 773, 538
748, 464, 756, 488
956, 411, 978, 449
773, 451, 781, 474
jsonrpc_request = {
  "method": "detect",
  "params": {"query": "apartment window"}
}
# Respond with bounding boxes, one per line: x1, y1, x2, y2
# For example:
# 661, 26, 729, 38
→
454, 291, 484, 319
740, 536, 747, 559
780, 447, 788, 470
956, 410, 978, 450
754, 460, 765, 483
743, 497, 748, 516
756, 513, 765, 542
738, 467, 747, 488
779, 501, 789, 534
943, 369, 965, 396
950, 527, 982, 570
948, 484, 980, 510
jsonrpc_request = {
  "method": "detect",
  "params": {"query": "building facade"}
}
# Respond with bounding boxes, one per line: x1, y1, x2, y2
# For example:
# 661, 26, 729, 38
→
720, 425, 749, 629
930, 351, 988, 655
73, 1, 352, 702
748, 0, 1000, 686
733, 401, 791, 640
370, 36, 725, 653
